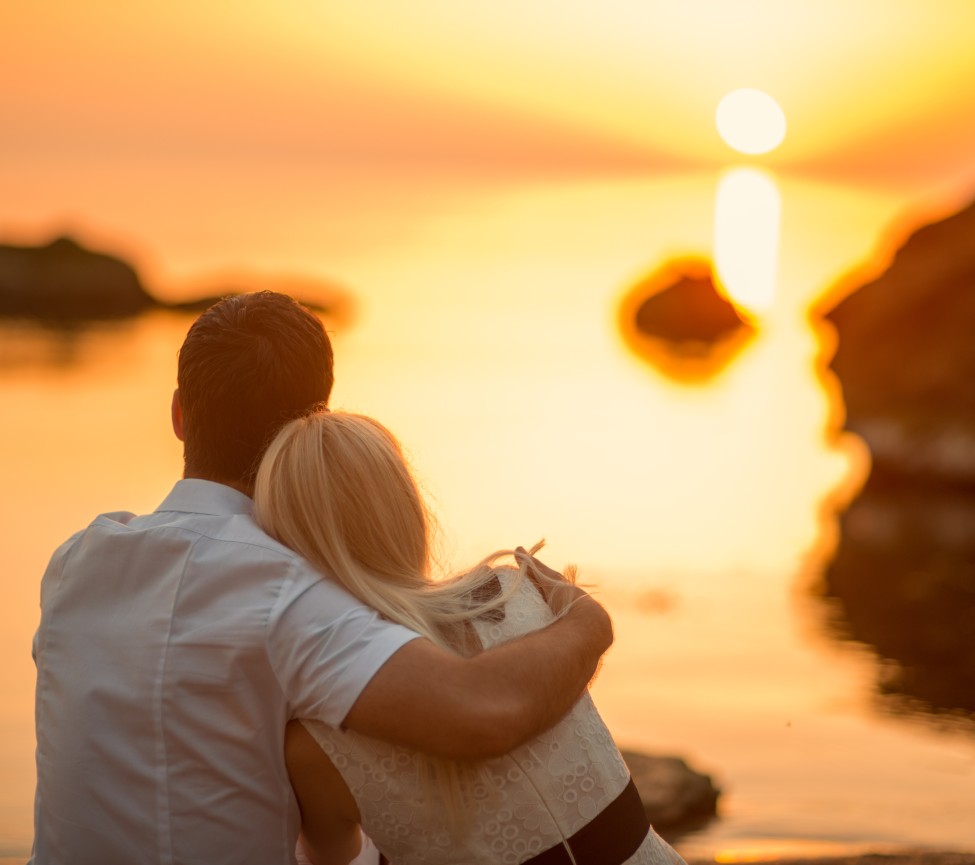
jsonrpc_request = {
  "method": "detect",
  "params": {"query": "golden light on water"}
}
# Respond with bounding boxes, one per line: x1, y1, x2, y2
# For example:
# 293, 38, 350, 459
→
713, 167, 782, 315
713, 840, 871, 864
716, 89, 787, 156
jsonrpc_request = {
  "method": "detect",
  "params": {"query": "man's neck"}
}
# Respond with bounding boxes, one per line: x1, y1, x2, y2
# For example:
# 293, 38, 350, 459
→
183, 471, 253, 498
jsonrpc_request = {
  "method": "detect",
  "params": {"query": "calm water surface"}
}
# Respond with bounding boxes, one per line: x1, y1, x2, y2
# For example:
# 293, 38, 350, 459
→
2, 174, 973, 862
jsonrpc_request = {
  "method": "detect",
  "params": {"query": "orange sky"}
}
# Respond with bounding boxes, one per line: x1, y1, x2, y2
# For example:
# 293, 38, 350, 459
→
2, 1, 974, 276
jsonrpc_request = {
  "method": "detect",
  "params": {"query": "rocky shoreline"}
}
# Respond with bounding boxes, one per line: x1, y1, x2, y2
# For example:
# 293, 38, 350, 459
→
782, 199, 975, 865
818, 195, 975, 723
0, 235, 341, 321
823, 196, 975, 489
622, 750, 719, 834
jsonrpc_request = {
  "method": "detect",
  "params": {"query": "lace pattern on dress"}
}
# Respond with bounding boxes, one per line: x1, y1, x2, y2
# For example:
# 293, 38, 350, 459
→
303, 568, 686, 865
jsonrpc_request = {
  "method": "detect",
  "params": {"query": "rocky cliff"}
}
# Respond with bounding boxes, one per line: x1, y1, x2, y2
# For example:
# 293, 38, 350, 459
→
824, 198, 975, 486
819, 196, 975, 725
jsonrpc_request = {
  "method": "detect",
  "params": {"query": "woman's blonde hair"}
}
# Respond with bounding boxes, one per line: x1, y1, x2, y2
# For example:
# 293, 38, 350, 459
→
253, 409, 547, 653
254, 409, 575, 830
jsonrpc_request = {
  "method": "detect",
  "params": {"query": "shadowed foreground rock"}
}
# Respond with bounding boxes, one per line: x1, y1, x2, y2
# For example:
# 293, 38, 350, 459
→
621, 750, 720, 832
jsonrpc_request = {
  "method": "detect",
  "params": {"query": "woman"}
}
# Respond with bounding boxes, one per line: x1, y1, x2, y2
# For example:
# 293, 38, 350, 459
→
254, 408, 686, 865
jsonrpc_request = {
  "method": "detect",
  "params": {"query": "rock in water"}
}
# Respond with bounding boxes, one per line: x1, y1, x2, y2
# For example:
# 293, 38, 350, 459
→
620, 750, 720, 832
619, 260, 754, 381
824, 198, 975, 485
0, 236, 154, 320
630, 265, 748, 347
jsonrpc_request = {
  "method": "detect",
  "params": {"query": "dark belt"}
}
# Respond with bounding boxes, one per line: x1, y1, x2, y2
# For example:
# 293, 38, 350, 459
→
378, 776, 648, 865
522, 776, 648, 865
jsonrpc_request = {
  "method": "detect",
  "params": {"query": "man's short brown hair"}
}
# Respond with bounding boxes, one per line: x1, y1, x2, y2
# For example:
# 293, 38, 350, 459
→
177, 291, 334, 489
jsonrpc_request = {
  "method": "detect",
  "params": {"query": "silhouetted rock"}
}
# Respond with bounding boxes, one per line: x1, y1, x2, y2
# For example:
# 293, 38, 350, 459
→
824, 199, 975, 486
632, 265, 748, 345
621, 750, 720, 833
0, 236, 345, 323
619, 260, 753, 382
818, 199, 975, 727
0, 236, 154, 320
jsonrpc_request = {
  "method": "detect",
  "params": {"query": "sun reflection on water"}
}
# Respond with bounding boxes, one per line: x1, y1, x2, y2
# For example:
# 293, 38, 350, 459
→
714, 167, 781, 317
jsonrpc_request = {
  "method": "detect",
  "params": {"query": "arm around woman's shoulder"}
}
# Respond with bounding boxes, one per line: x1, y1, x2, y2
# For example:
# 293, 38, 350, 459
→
342, 579, 613, 761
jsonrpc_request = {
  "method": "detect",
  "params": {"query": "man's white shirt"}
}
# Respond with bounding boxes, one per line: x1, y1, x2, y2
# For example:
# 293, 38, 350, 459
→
31, 479, 419, 865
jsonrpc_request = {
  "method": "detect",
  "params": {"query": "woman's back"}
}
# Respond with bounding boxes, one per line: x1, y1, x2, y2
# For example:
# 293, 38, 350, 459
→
302, 569, 685, 865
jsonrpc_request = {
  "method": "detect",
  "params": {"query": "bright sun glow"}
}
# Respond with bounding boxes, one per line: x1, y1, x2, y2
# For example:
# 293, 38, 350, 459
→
716, 89, 787, 155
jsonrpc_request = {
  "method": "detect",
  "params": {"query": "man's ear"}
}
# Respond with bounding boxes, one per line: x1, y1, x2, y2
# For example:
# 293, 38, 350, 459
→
171, 389, 185, 442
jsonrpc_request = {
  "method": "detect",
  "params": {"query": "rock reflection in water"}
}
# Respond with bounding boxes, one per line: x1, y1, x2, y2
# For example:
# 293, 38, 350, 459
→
0, 319, 131, 370
821, 477, 975, 727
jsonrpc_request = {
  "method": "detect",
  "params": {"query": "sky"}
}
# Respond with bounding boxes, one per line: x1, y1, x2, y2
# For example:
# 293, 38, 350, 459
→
2, 0, 974, 278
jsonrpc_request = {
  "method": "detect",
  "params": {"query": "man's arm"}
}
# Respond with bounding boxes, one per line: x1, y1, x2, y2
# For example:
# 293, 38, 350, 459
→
342, 585, 612, 761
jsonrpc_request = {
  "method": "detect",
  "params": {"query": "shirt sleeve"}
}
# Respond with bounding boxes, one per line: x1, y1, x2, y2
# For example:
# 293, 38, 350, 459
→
34, 530, 85, 664
266, 567, 422, 727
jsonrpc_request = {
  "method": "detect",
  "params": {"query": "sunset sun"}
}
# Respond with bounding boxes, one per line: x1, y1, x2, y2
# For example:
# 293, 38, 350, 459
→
716, 88, 787, 155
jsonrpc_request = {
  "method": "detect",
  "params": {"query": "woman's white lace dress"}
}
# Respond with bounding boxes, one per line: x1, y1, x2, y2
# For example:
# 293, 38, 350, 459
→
302, 569, 687, 865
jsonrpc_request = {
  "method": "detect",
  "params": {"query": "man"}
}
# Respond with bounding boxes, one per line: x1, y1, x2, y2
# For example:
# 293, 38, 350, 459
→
31, 292, 613, 864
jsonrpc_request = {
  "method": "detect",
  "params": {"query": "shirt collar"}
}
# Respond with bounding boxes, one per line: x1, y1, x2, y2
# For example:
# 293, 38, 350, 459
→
155, 479, 253, 517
